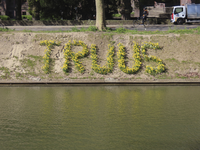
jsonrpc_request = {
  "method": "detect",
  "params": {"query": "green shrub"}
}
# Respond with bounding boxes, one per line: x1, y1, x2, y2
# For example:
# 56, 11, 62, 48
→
22, 15, 32, 20
0, 27, 14, 32
0, 15, 10, 20
86, 26, 97, 31
115, 27, 127, 33
112, 13, 121, 17
104, 27, 112, 32
71, 27, 80, 32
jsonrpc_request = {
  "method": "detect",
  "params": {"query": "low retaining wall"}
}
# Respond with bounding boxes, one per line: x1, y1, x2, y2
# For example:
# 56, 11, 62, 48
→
0, 18, 171, 26
0, 81, 200, 86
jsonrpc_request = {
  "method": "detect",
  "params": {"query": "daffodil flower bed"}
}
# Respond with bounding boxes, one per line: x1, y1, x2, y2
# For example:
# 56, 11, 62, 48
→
141, 42, 165, 75
40, 40, 61, 74
117, 42, 142, 74
90, 44, 114, 74
40, 40, 166, 76
62, 40, 89, 73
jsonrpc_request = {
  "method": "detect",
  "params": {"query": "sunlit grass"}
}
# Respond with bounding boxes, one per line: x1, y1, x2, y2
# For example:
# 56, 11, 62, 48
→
0, 27, 15, 32
1, 25, 200, 35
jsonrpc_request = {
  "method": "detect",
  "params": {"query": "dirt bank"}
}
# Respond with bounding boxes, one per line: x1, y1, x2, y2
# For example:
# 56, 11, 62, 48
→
0, 32, 200, 83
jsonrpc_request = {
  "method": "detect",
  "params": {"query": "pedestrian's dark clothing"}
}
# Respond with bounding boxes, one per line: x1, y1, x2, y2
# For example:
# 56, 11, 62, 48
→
142, 9, 148, 24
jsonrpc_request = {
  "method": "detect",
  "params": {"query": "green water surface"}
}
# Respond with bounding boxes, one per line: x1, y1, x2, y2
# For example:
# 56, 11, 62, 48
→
0, 86, 200, 150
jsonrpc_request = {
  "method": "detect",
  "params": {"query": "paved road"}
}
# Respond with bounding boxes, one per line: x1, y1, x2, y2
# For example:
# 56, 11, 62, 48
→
4, 24, 200, 32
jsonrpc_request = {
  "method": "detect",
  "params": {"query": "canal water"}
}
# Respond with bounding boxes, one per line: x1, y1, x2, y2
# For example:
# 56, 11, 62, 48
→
0, 86, 200, 150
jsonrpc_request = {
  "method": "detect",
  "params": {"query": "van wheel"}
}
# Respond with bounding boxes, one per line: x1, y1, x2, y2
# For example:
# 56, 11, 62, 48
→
177, 18, 184, 25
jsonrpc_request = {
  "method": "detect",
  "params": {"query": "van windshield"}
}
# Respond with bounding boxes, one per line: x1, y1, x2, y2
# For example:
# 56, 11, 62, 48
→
174, 8, 183, 14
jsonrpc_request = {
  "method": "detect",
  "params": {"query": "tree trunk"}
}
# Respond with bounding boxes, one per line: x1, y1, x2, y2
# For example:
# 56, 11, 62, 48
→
16, 0, 22, 20
95, 0, 106, 31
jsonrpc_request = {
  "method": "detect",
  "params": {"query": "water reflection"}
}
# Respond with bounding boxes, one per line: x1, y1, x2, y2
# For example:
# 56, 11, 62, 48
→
0, 86, 200, 150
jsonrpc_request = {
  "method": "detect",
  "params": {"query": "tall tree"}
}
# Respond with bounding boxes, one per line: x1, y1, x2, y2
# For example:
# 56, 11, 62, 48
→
118, 0, 132, 20
28, 0, 40, 20
38, 0, 78, 20
78, 0, 96, 20
27, 0, 117, 21
95, 0, 106, 31
105, 0, 118, 19
16, 0, 22, 20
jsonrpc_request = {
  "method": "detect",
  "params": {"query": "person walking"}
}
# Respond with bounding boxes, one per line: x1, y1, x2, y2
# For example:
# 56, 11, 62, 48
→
142, 7, 148, 24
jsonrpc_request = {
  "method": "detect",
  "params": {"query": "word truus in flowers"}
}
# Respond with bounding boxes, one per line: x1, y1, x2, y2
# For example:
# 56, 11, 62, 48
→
40, 40, 165, 75
40, 40, 61, 74
141, 42, 165, 75
90, 44, 114, 74
62, 40, 89, 73
117, 42, 142, 74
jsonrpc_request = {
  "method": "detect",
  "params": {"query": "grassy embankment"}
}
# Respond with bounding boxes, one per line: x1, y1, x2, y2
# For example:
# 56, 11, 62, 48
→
0, 26, 200, 81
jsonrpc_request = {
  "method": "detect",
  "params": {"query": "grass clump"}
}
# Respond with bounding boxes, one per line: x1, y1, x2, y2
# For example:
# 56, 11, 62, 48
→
166, 26, 200, 34
72, 26, 98, 32
87, 26, 98, 31
28, 55, 43, 62
20, 55, 43, 73
71, 27, 80, 32
15, 72, 24, 79
0, 67, 10, 79
115, 27, 128, 33
0, 27, 15, 32
20, 58, 36, 70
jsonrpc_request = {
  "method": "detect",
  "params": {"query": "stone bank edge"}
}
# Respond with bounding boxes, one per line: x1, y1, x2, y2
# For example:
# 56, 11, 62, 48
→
1, 80, 200, 86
